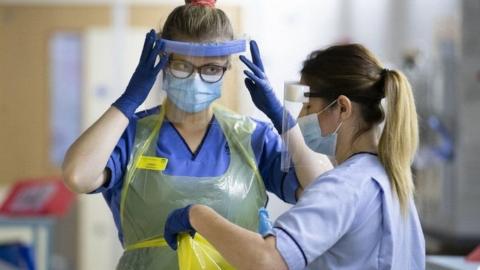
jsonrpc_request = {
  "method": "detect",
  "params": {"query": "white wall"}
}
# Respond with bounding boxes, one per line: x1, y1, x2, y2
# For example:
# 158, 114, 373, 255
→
344, 0, 459, 66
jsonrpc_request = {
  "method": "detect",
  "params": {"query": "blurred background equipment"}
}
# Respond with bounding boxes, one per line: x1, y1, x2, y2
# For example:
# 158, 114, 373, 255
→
407, 0, 480, 256
0, 178, 75, 270
0, 242, 35, 270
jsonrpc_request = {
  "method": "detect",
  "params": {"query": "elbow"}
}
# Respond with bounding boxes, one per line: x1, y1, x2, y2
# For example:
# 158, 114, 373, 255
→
62, 167, 90, 194
62, 159, 96, 194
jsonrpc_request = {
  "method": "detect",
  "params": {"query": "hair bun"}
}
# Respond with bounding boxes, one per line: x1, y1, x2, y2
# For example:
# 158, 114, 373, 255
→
185, 0, 216, 7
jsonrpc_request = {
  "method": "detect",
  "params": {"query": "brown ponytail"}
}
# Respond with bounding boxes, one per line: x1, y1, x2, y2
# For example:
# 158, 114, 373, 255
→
379, 69, 419, 214
301, 44, 419, 214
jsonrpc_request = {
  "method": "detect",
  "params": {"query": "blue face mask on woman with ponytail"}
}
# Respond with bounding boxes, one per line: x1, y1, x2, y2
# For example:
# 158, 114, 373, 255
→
297, 99, 343, 156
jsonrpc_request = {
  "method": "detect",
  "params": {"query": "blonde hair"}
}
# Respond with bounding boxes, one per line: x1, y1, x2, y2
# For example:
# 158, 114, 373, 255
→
379, 70, 419, 215
161, 1, 234, 42
301, 44, 419, 214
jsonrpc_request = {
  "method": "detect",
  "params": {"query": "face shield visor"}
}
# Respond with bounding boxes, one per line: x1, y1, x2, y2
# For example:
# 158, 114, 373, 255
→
160, 38, 246, 123
281, 82, 333, 177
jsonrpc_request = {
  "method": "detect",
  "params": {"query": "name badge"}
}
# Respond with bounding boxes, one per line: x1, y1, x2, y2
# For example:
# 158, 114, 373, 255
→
136, 156, 168, 171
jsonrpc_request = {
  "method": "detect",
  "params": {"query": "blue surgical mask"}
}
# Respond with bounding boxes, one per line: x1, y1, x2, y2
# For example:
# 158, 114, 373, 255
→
297, 100, 342, 156
163, 72, 222, 113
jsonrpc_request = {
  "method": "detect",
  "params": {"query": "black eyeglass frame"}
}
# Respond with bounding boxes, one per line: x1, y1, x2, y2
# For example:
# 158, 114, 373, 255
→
167, 59, 228, 83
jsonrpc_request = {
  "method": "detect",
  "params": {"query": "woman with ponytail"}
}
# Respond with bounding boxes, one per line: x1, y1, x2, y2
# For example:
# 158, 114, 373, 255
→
165, 43, 425, 269
62, 0, 317, 269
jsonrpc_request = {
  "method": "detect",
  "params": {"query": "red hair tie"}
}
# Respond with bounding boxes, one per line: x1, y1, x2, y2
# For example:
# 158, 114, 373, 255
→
186, 0, 216, 7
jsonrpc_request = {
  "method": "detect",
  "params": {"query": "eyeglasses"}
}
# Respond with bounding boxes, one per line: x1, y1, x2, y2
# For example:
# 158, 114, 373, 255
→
167, 59, 228, 83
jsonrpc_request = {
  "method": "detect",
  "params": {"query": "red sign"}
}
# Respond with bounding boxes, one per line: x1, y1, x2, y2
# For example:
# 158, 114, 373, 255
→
0, 177, 75, 217
467, 245, 480, 262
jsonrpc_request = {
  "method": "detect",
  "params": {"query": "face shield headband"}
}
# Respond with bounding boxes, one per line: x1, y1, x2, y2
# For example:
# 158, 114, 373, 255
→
162, 39, 247, 57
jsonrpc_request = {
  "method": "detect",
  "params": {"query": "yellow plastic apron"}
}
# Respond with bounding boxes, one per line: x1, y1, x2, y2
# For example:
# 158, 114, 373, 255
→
116, 105, 267, 270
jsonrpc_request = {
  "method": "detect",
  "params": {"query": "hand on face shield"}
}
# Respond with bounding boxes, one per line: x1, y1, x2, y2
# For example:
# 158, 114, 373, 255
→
164, 205, 196, 250
240, 40, 295, 134
113, 29, 169, 118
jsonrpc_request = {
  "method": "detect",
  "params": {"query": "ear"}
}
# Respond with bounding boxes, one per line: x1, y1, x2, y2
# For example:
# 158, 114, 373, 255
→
337, 95, 352, 120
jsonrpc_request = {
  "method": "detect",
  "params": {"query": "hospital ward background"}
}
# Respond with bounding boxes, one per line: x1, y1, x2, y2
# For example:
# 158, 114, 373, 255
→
0, 0, 479, 269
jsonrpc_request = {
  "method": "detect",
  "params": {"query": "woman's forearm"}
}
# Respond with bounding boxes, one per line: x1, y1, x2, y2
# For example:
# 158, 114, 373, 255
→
62, 106, 129, 193
189, 205, 288, 270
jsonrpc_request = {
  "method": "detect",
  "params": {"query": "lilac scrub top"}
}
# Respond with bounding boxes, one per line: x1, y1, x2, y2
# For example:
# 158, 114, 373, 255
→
273, 153, 425, 270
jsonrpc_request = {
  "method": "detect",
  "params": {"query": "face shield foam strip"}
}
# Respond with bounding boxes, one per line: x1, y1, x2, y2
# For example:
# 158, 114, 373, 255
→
284, 83, 310, 103
162, 39, 247, 56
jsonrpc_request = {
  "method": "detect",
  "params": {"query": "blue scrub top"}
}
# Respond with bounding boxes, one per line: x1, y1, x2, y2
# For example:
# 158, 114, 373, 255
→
273, 153, 425, 270
92, 106, 300, 243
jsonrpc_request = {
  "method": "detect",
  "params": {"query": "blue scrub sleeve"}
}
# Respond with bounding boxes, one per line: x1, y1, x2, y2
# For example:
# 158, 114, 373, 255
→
89, 159, 117, 194
273, 175, 359, 267
252, 121, 300, 204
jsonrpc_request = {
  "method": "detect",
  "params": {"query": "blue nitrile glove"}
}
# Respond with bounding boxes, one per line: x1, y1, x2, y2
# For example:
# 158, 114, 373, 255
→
240, 40, 295, 133
112, 29, 169, 118
164, 205, 196, 250
258, 207, 274, 237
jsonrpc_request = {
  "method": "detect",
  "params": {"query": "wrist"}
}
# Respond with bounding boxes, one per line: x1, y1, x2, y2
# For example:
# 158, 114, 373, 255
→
189, 204, 207, 230
112, 94, 139, 119
188, 204, 198, 229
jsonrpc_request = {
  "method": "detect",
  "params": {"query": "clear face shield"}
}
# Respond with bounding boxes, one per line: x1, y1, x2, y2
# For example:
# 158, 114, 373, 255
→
281, 82, 333, 178
160, 38, 247, 124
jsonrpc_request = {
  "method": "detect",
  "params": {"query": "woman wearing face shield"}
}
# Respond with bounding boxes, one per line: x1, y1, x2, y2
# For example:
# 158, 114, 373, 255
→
61, 0, 323, 269
164, 43, 426, 269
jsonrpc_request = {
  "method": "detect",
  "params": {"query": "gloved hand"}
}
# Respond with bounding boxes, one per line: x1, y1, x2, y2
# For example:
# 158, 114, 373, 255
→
164, 205, 196, 250
258, 207, 275, 237
240, 40, 295, 133
112, 29, 169, 118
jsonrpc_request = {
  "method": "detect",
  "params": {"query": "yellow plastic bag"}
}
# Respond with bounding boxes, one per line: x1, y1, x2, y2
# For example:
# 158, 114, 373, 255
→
178, 233, 236, 270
